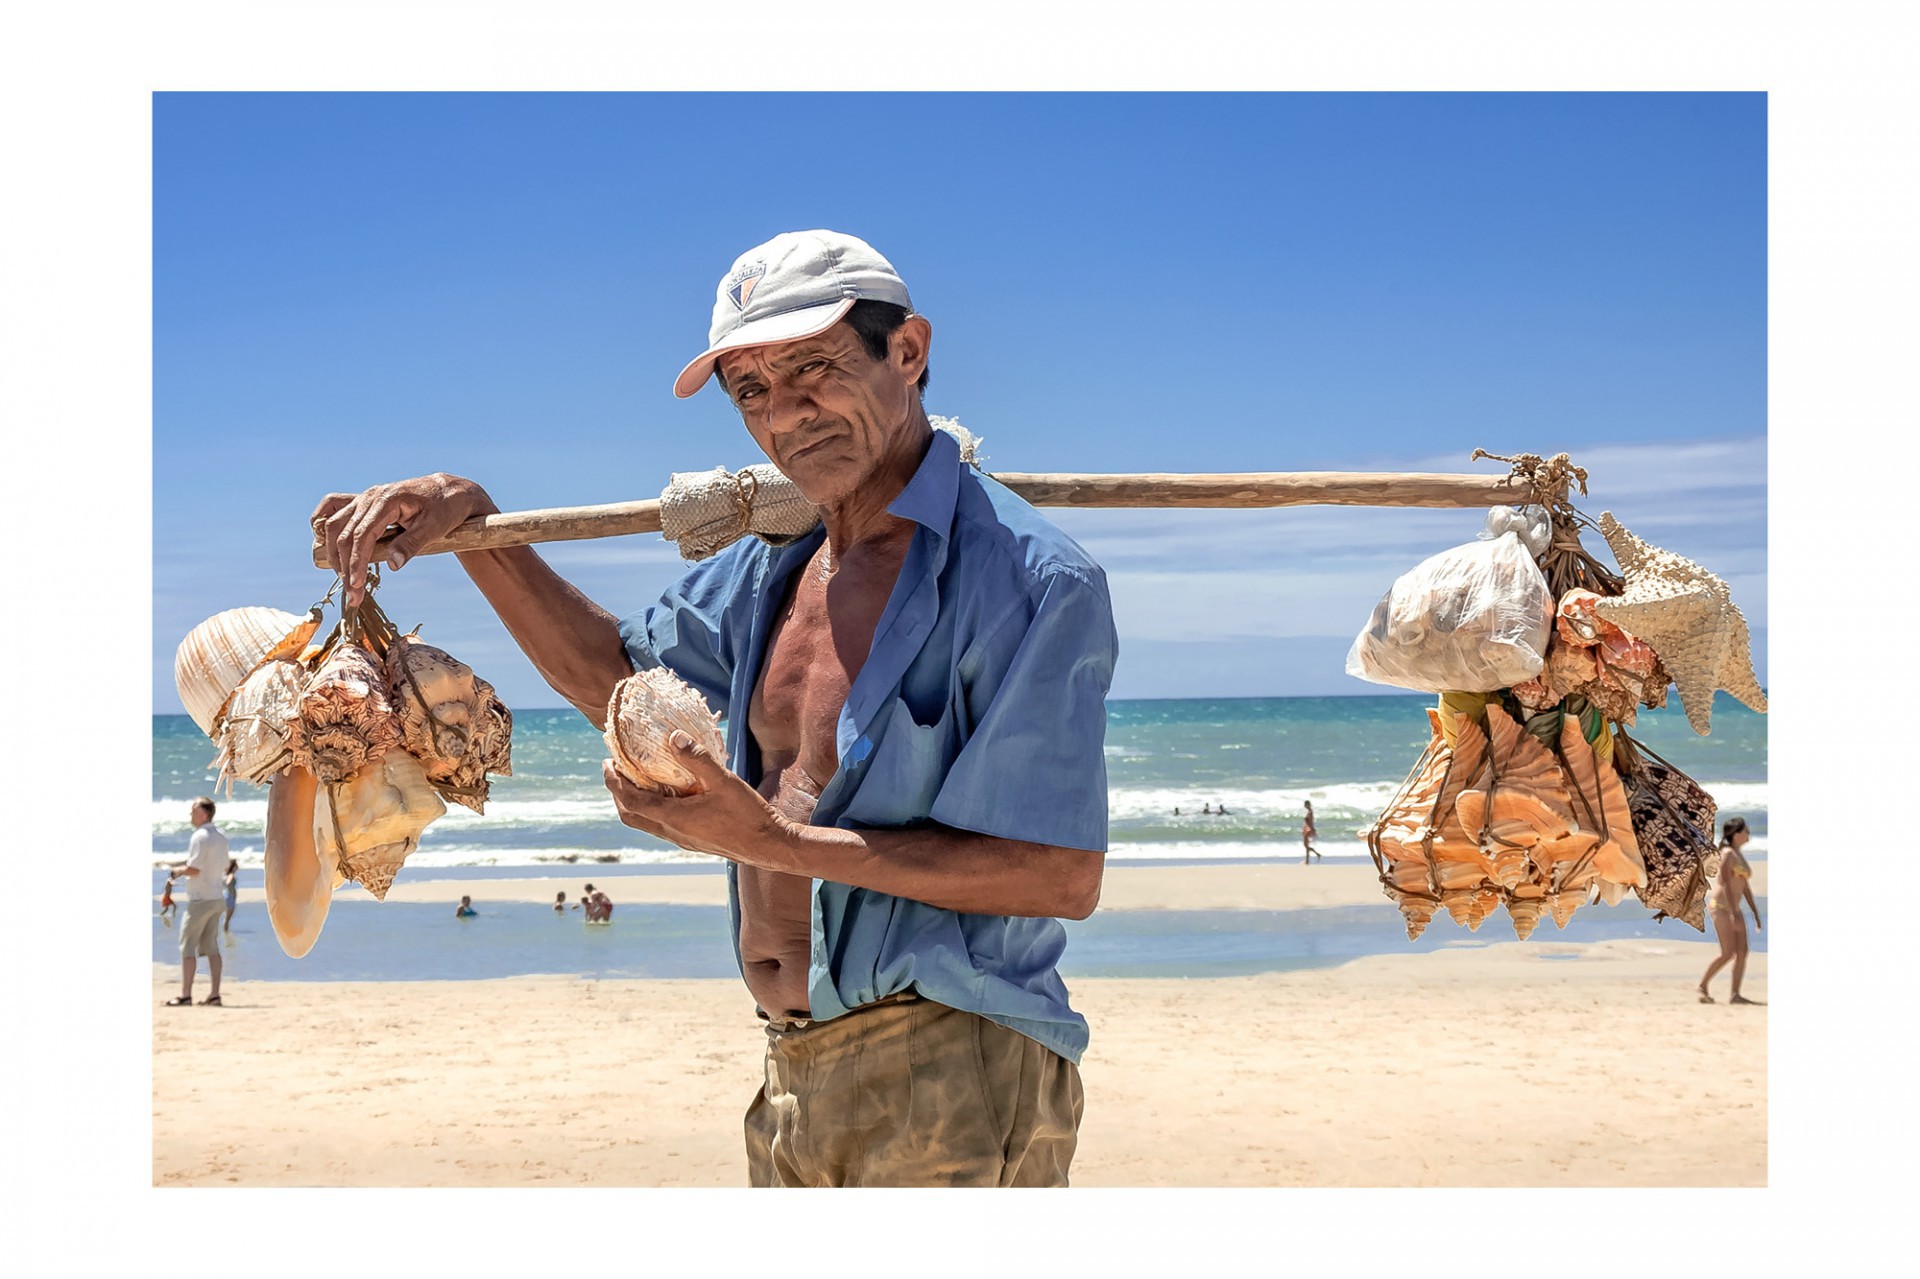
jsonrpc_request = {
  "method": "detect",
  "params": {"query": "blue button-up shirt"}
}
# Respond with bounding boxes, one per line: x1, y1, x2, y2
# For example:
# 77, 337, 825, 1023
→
618, 429, 1117, 1063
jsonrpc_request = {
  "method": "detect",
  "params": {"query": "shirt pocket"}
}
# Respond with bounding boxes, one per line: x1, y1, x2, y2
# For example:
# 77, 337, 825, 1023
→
844, 697, 958, 828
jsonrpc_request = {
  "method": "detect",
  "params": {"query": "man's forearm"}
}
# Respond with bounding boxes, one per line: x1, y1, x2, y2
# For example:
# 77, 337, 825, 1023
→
750, 820, 1104, 920
454, 545, 633, 724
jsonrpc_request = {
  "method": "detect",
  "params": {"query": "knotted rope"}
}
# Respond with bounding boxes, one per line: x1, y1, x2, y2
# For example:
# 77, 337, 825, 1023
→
659, 418, 985, 560
1472, 447, 1621, 598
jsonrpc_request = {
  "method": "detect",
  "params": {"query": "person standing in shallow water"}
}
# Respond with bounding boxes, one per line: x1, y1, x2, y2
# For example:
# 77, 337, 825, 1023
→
222, 859, 239, 935
1699, 817, 1762, 1005
1301, 801, 1320, 864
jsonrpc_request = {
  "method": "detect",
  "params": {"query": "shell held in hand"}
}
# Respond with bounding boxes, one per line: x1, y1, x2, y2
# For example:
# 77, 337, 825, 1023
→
174, 606, 321, 738
604, 668, 726, 796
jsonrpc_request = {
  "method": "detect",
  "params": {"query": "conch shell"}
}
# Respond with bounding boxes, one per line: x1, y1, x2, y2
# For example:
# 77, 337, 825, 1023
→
211, 658, 307, 790
1557, 715, 1646, 896
1545, 588, 1669, 725
604, 668, 725, 796
1618, 740, 1718, 931
1428, 713, 1495, 890
174, 605, 322, 737
385, 633, 514, 813
1455, 707, 1572, 897
1554, 589, 1608, 647
290, 642, 402, 785
313, 751, 446, 900
1372, 700, 1660, 939
264, 764, 330, 958
1365, 711, 1452, 940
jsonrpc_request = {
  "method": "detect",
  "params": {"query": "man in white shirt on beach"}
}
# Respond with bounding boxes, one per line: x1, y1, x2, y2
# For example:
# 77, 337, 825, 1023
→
165, 797, 231, 1007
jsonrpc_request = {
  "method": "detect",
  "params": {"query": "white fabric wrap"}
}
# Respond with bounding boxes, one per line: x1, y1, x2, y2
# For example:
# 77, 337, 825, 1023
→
658, 419, 983, 561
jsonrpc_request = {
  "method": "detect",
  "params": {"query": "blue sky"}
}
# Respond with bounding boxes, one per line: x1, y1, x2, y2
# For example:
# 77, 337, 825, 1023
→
153, 91, 1766, 711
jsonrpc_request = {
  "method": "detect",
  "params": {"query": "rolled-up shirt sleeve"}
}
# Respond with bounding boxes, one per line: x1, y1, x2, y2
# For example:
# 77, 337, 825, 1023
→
930, 565, 1117, 853
616, 555, 742, 717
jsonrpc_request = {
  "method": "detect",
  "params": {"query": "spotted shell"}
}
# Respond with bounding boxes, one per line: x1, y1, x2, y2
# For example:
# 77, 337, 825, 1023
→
604, 668, 725, 796
174, 606, 320, 738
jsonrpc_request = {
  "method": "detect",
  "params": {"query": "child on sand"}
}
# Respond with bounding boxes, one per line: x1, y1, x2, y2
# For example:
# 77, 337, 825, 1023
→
159, 875, 177, 927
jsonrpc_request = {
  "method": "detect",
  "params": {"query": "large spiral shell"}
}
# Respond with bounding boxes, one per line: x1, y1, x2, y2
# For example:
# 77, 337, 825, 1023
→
174, 606, 318, 738
385, 633, 514, 813
313, 751, 446, 901
290, 642, 402, 785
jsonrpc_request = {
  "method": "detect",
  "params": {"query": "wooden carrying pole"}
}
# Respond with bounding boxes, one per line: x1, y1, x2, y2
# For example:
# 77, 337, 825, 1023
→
311, 470, 1527, 568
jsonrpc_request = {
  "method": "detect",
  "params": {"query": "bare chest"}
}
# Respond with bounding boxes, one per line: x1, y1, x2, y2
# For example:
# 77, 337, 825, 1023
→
747, 547, 905, 803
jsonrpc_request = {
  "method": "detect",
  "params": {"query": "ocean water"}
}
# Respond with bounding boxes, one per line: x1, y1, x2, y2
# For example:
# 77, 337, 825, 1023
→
156, 878, 1767, 984
152, 694, 1768, 869
152, 695, 1767, 982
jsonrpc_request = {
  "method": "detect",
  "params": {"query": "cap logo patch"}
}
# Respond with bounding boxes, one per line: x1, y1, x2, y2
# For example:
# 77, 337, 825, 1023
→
726, 262, 766, 312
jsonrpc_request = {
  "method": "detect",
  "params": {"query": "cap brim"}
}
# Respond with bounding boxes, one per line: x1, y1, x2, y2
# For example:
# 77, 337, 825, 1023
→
672, 297, 857, 398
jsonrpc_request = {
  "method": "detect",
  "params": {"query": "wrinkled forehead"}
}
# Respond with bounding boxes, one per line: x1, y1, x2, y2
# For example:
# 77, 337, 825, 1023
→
713, 322, 861, 382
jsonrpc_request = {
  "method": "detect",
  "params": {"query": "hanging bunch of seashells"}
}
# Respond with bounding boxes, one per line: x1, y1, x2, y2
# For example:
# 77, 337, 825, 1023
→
1353, 451, 1766, 941
174, 570, 513, 958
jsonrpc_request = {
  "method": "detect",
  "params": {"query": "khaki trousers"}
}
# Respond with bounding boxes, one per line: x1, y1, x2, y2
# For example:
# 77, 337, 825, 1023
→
178, 900, 223, 958
744, 995, 1083, 1187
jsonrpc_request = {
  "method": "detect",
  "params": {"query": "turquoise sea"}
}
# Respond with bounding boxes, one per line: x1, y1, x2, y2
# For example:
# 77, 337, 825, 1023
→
152, 695, 1767, 981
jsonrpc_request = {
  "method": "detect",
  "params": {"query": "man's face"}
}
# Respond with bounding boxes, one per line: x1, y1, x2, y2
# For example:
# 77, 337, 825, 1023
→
190, 804, 210, 828
715, 319, 927, 508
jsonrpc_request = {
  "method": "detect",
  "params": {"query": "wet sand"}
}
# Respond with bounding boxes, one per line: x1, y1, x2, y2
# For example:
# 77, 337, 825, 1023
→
154, 860, 1767, 1187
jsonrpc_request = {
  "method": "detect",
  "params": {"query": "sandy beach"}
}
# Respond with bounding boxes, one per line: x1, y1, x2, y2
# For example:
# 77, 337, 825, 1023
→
154, 862, 1766, 1187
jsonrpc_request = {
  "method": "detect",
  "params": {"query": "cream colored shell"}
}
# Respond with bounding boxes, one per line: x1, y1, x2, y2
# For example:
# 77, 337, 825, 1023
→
385, 633, 514, 813
313, 751, 446, 900
211, 657, 307, 789
174, 606, 310, 737
604, 668, 725, 796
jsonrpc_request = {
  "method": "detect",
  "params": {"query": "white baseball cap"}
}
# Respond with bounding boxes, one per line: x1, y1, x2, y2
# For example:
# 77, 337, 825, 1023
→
673, 229, 914, 398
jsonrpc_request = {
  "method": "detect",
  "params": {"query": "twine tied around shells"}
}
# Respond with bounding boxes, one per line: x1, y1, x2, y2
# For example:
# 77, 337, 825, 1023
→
658, 418, 985, 561
1472, 448, 1621, 600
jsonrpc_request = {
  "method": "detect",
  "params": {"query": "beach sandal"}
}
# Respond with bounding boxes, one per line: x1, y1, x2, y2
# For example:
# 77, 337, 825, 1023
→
164, 996, 194, 1007
199, 995, 223, 1006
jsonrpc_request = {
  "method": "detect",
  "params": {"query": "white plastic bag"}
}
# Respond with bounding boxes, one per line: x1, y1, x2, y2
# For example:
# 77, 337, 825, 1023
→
1479, 504, 1552, 557
1346, 531, 1554, 693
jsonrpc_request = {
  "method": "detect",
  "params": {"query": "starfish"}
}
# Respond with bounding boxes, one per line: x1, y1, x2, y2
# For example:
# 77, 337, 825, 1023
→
1590, 512, 1767, 735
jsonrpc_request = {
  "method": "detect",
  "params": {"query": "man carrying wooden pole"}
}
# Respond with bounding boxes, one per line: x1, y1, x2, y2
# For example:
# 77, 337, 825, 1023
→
314, 230, 1117, 1187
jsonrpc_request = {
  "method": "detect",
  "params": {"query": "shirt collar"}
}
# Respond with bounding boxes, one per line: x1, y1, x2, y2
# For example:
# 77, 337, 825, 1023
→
885, 426, 961, 541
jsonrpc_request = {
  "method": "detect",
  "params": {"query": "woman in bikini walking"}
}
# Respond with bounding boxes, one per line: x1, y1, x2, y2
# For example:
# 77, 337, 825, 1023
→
1699, 816, 1763, 1004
